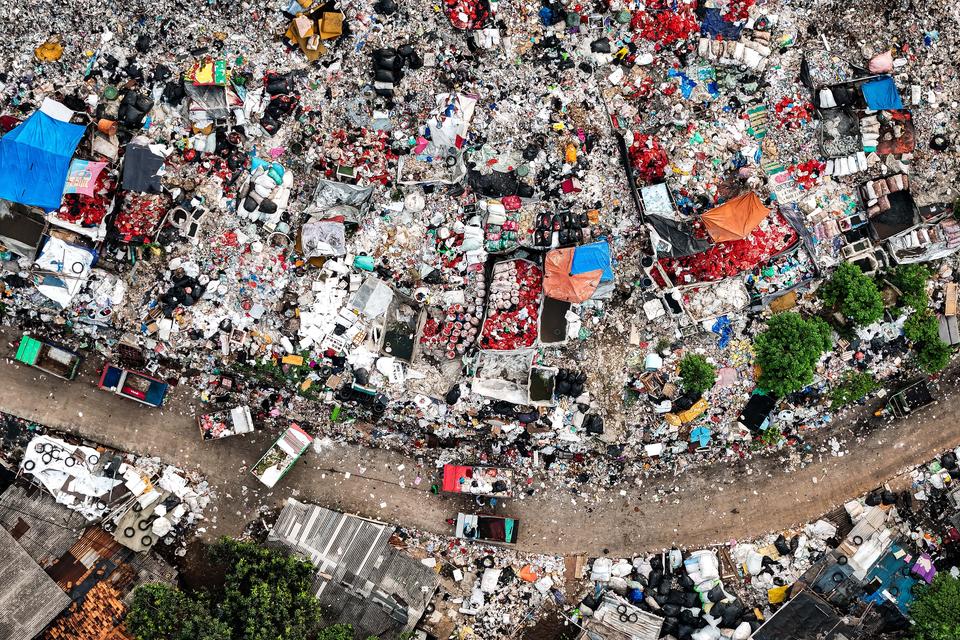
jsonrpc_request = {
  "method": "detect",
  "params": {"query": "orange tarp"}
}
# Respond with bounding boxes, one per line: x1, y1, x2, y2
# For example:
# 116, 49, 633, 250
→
543, 247, 601, 303
701, 192, 770, 242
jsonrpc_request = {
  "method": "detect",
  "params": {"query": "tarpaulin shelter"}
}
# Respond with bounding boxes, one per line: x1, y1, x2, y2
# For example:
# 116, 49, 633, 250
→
121, 139, 165, 193
701, 192, 770, 242
0, 108, 85, 211
861, 76, 903, 111
543, 241, 613, 303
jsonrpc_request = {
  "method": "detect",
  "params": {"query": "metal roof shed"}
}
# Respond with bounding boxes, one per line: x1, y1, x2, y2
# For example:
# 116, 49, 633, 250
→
0, 525, 71, 640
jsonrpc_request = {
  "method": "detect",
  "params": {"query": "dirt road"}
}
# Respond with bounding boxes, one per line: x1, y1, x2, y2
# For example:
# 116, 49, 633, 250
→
3, 331, 958, 556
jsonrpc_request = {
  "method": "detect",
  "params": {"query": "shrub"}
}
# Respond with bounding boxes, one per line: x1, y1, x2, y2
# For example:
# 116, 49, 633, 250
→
678, 354, 717, 395
830, 370, 879, 409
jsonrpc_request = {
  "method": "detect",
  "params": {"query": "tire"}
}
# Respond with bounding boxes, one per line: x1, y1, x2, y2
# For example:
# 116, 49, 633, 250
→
138, 519, 152, 531
837, 555, 848, 566
23, 460, 35, 471
853, 536, 863, 545
65, 457, 76, 467
41, 453, 52, 464
141, 535, 153, 546
832, 573, 844, 583
124, 527, 135, 538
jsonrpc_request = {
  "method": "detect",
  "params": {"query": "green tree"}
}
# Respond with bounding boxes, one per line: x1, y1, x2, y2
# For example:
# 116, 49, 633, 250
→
910, 573, 960, 640
208, 538, 324, 640
316, 625, 357, 640
904, 310, 940, 344
917, 340, 952, 374
890, 264, 932, 311
127, 584, 230, 640
820, 261, 884, 326
754, 312, 833, 396
903, 310, 953, 373
830, 370, 879, 409
678, 354, 717, 395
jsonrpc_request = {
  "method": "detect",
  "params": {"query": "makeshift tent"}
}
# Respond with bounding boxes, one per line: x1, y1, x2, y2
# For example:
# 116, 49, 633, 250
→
861, 76, 903, 111
701, 192, 770, 242
121, 140, 165, 193
543, 242, 613, 304
571, 241, 614, 281
0, 109, 85, 211
648, 215, 711, 257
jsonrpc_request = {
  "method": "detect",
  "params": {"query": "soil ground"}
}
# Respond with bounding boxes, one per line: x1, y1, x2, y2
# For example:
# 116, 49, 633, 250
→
2, 324, 958, 555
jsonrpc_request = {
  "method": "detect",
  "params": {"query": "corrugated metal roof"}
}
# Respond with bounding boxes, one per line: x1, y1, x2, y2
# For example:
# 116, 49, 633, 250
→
0, 484, 84, 567
0, 525, 71, 640
270, 499, 438, 639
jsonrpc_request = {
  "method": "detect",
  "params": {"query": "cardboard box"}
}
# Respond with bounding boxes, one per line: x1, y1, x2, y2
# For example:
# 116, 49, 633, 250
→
319, 12, 343, 39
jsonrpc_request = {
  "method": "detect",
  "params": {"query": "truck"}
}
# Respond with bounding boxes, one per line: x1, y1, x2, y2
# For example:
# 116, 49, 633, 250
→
15, 334, 83, 380
251, 423, 313, 488
98, 364, 169, 407
454, 512, 519, 545
442, 464, 514, 498
198, 406, 256, 440
877, 380, 934, 419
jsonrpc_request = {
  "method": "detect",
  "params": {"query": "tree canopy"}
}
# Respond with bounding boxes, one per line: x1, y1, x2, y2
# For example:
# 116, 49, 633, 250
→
208, 538, 323, 640
903, 310, 953, 374
820, 261, 884, 326
126, 584, 230, 640
678, 354, 717, 395
754, 312, 833, 396
890, 263, 932, 312
127, 538, 330, 640
910, 573, 960, 640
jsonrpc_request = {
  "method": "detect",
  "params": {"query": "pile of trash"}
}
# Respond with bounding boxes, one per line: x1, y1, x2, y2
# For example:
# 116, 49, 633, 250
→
0, 0, 959, 544
19, 433, 211, 555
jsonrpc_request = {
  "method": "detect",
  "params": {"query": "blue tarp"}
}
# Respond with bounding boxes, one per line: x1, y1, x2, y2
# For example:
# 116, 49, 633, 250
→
570, 241, 614, 282
712, 315, 733, 348
700, 8, 744, 40
0, 111, 85, 211
690, 426, 712, 446
861, 76, 903, 111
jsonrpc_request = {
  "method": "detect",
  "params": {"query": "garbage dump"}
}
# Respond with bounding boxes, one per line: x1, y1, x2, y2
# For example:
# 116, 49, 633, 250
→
0, 0, 959, 635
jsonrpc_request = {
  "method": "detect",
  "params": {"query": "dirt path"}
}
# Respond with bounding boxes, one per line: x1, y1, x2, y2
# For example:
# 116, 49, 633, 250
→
2, 328, 958, 555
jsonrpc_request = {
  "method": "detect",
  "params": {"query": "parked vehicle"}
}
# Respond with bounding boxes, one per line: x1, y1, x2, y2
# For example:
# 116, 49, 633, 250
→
98, 364, 168, 407
877, 380, 934, 419
442, 464, 513, 497
252, 424, 313, 488
454, 512, 519, 545
15, 334, 83, 380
